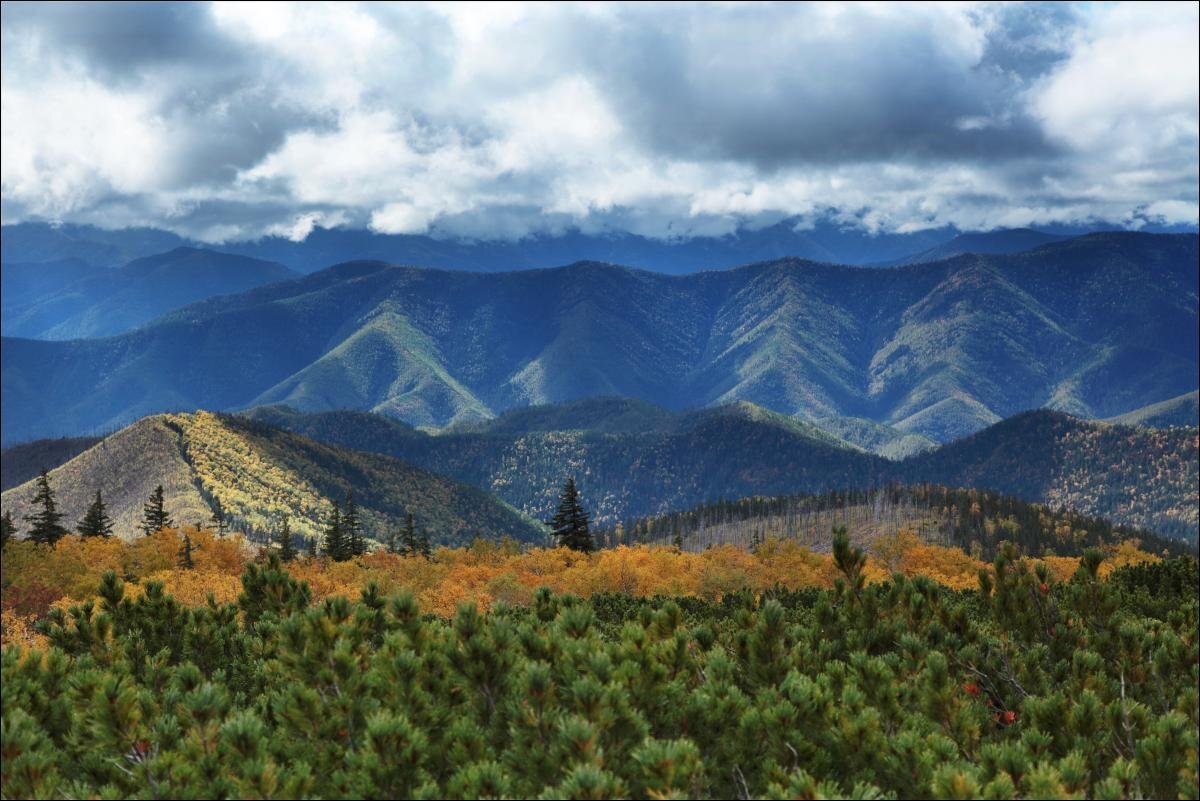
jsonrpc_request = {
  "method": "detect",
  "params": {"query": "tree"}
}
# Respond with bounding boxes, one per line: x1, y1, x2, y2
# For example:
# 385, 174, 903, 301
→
323, 501, 347, 561
177, 533, 195, 569
2, 510, 16, 549
142, 485, 173, 536
77, 491, 114, 538
400, 513, 418, 556
210, 497, 228, 535
277, 517, 297, 563
416, 527, 432, 559
549, 477, 593, 552
25, 469, 66, 545
343, 491, 367, 557
306, 535, 318, 559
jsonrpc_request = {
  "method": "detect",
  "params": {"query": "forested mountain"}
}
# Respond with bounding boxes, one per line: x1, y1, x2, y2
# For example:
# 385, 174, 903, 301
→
900, 410, 1199, 541
605, 484, 1192, 559
1, 247, 295, 340
243, 402, 885, 529
0, 411, 541, 547
1103, 390, 1199, 429
0, 436, 103, 491
3, 232, 1195, 444
243, 402, 1198, 540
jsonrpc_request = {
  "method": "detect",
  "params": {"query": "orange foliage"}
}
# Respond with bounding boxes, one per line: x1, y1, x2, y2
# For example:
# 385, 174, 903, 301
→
1, 530, 1164, 627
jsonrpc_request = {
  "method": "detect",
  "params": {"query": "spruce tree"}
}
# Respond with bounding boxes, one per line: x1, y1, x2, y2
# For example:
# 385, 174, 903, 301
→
210, 497, 228, 535
1, 510, 14, 549
401, 512, 418, 556
141, 484, 173, 536
25, 469, 66, 545
416, 527, 432, 558
549, 476, 593, 552
306, 535, 318, 558
77, 490, 114, 538
177, 533, 195, 569
277, 517, 297, 562
323, 501, 346, 561
343, 491, 366, 557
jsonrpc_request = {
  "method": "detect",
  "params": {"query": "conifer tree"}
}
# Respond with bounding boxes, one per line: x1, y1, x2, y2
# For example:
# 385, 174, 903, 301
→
416, 526, 432, 558
1, 510, 14, 549
77, 490, 114, 538
549, 476, 593, 552
323, 501, 347, 561
177, 533, 195, 569
210, 497, 228, 535
277, 517, 297, 563
25, 469, 66, 545
401, 512, 418, 556
141, 484, 173, 536
306, 535, 318, 558
343, 491, 367, 557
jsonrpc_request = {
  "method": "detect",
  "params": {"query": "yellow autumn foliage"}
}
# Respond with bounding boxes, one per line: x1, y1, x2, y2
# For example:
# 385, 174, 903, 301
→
2, 524, 1164, 646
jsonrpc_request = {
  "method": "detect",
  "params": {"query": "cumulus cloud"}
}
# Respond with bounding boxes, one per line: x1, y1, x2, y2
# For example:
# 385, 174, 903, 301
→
1, 1, 1196, 241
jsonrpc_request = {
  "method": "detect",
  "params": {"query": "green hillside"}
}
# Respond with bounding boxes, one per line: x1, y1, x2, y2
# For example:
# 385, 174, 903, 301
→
0, 411, 541, 546
3, 233, 1195, 444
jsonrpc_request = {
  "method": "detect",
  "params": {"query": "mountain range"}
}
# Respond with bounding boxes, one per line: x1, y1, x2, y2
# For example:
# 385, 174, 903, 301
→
2, 248, 295, 340
4, 400, 1195, 543
3, 220, 1156, 276
3, 232, 1195, 446
0, 411, 541, 546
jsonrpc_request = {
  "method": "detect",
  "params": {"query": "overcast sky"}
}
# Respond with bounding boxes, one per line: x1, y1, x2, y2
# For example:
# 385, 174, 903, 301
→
1, 1, 1197, 242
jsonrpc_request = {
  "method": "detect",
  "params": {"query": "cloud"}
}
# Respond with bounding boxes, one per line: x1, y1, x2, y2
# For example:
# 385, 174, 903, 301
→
1, 1, 1196, 241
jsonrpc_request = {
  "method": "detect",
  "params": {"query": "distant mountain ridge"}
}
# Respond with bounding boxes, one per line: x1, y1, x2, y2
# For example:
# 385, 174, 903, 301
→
883, 228, 1064, 266
239, 402, 1198, 540
3, 231, 1195, 445
2, 247, 296, 340
0, 411, 541, 545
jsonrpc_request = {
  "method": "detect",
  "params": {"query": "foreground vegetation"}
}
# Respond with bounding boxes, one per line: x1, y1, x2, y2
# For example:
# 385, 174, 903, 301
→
3, 538, 1196, 799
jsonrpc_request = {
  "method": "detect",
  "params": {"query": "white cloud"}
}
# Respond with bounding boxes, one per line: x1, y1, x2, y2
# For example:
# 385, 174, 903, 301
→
1, 1, 1196, 239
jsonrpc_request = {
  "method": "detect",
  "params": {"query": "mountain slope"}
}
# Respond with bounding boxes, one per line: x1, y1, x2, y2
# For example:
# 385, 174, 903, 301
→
0, 411, 541, 545
1103, 391, 1199, 429
900, 410, 1199, 541
2, 232, 1196, 444
244, 403, 1199, 540
2, 247, 296, 340
886, 228, 1063, 265
1, 436, 104, 491
243, 402, 887, 527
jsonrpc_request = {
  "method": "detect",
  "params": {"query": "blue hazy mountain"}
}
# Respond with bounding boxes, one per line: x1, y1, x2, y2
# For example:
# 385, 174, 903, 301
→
2, 231, 1194, 447
2, 247, 296, 340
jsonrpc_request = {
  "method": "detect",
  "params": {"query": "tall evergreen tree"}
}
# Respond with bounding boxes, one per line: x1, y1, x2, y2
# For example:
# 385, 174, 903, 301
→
416, 527, 432, 558
141, 485, 173, 536
77, 490, 114, 538
401, 512, 418, 556
277, 517, 297, 562
323, 501, 346, 561
549, 477, 593, 552
1, 510, 14, 549
210, 497, 228, 535
306, 535, 318, 558
177, 533, 195, 569
343, 491, 367, 557
25, 469, 66, 545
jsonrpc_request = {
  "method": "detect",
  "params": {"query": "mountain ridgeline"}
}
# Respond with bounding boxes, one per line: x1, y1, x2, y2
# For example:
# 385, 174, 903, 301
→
1, 247, 295, 340
0, 411, 541, 547
2, 232, 1196, 447
241, 401, 1198, 541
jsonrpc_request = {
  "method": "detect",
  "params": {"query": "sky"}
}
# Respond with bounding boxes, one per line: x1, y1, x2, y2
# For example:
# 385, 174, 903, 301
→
1, 1, 1197, 243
